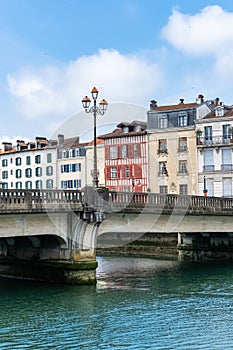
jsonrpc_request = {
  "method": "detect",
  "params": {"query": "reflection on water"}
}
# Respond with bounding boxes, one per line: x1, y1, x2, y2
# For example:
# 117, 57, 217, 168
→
0, 256, 233, 349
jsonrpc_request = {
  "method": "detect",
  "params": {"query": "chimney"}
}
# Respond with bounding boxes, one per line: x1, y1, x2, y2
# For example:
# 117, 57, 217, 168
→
196, 94, 204, 104
215, 97, 220, 106
179, 98, 184, 104
150, 100, 157, 110
2, 142, 12, 152
58, 134, 64, 145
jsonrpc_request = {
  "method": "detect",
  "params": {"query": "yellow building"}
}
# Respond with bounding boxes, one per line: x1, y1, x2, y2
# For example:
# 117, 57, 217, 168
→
147, 95, 210, 195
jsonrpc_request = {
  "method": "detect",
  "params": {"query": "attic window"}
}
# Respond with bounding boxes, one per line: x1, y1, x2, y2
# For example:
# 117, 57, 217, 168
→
178, 112, 188, 127
215, 107, 224, 117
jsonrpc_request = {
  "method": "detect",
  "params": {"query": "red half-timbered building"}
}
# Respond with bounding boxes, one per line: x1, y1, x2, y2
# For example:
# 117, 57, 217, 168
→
100, 121, 148, 192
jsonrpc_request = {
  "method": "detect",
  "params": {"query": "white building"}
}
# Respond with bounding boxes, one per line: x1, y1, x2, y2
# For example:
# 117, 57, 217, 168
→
196, 99, 233, 197
0, 137, 57, 189
0, 134, 106, 191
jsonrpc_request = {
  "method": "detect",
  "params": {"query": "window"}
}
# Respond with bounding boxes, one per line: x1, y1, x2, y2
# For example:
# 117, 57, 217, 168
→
46, 166, 53, 176
25, 168, 32, 178
72, 163, 81, 172
16, 182, 22, 189
121, 145, 127, 158
110, 146, 117, 159
223, 178, 232, 197
160, 186, 168, 194
25, 181, 32, 189
36, 167, 42, 181
159, 162, 168, 176
26, 156, 31, 165
206, 178, 214, 196
178, 112, 188, 127
35, 180, 42, 189
134, 144, 139, 157
222, 149, 232, 170
125, 166, 130, 178
46, 179, 53, 189
15, 157, 21, 166
158, 114, 168, 129
179, 184, 188, 195
47, 153, 52, 163
74, 179, 82, 188
178, 160, 188, 174
178, 137, 187, 152
110, 166, 117, 179
204, 126, 212, 145
158, 139, 167, 153
223, 125, 231, 143
35, 155, 41, 164
203, 149, 214, 172
2, 171, 8, 179
16, 169, 22, 178
2, 159, 8, 167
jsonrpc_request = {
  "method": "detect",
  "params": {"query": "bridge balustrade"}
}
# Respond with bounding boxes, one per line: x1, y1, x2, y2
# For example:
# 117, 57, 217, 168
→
0, 189, 232, 214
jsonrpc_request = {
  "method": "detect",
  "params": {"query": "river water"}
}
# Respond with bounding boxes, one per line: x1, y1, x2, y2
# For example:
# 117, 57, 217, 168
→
0, 255, 233, 349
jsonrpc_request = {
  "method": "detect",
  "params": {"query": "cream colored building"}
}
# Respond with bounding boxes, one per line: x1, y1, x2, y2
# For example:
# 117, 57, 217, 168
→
56, 134, 104, 189
85, 139, 105, 187
147, 95, 211, 195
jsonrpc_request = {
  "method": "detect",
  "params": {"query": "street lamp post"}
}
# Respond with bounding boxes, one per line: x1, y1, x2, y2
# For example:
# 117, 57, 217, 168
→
82, 87, 108, 188
203, 175, 208, 197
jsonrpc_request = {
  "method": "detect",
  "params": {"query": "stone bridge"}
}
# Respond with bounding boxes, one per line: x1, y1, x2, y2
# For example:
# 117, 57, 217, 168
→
0, 188, 233, 284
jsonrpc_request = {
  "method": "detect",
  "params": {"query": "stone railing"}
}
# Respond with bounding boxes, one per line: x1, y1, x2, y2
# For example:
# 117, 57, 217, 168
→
0, 189, 232, 215
108, 191, 233, 214
0, 189, 83, 212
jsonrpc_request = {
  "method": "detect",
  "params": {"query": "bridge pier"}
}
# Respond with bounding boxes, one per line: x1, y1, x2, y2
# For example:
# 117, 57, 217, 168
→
178, 232, 233, 261
0, 212, 101, 284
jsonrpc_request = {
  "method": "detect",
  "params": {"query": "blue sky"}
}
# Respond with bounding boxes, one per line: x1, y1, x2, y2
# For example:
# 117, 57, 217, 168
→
1, 0, 233, 142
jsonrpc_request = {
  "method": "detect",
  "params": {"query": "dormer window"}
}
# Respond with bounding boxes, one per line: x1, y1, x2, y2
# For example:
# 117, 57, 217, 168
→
158, 114, 168, 129
215, 107, 224, 117
123, 127, 129, 133
135, 125, 141, 132
178, 112, 188, 127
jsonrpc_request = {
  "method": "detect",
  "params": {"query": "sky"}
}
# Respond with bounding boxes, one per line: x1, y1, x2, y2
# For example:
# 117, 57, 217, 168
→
1, 0, 233, 143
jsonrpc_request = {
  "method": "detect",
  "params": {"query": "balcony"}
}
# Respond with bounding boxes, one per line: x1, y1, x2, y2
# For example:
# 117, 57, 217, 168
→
221, 164, 233, 171
203, 165, 215, 172
197, 136, 233, 147
178, 170, 188, 176
157, 148, 168, 155
177, 146, 188, 152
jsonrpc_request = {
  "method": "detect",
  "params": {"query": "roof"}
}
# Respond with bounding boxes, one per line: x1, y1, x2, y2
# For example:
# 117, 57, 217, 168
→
149, 102, 198, 112
202, 107, 233, 119
88, 138, 104, 146
99, 120, 147, 139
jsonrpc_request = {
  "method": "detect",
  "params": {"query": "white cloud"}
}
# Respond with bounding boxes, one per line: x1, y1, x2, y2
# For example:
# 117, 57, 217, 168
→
7, 49, 163, 126
162, 5, 233, 56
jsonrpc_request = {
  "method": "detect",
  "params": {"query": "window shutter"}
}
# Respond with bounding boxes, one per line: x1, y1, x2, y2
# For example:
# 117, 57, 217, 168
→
105, 166, 111, 180
134, 165, 142, 178
105, 146, 110, 160
128, 144, 134, 158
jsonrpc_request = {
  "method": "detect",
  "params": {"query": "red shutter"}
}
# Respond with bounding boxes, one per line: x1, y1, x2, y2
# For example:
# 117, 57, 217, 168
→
105, 166, 111, 180
134, 165, 142, 178
105, 146, 110, 160
137, 144, 141, 157
128, 144, 134, 158
117, 165, 121, 179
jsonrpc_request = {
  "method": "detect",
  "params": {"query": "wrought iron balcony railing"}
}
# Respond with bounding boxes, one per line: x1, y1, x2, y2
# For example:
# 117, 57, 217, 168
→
203, 165, 215, 172
197, 136, 233, 146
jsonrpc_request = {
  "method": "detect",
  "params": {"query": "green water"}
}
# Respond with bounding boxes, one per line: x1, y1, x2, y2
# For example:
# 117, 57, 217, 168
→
0, 256, 233, 349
